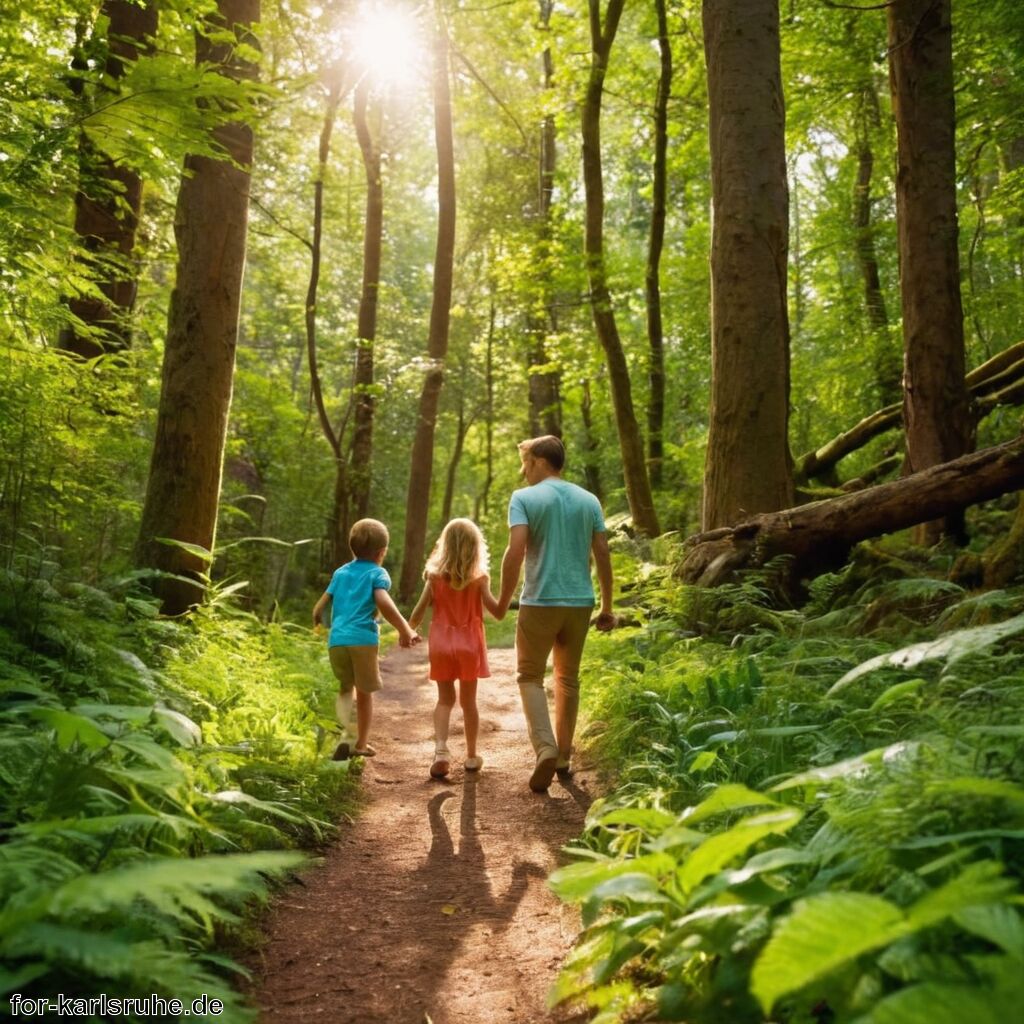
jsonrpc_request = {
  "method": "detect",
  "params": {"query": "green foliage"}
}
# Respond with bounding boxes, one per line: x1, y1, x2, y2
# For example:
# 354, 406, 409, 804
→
551, 558, 1024, 1022
0, 564, 355, 1018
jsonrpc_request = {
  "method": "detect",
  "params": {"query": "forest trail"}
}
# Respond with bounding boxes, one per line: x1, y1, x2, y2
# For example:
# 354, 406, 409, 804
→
249, 644, 595, 1024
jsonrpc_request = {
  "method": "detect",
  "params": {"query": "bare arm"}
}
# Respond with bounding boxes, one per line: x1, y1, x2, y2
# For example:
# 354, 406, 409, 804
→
374, 588, 419, 647
591, 531, 615, 631
312, 591, 330, 630
497, 524, 528, 616
408, 579, 433, 631
478, 574, 502, 620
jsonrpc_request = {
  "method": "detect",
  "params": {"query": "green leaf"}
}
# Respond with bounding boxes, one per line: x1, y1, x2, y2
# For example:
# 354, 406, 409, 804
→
954, 904, 1024, 958
550, 853, 675, 904
752, 892, 908, 1013
597, 807, 678, 832
154, 536, 215, 564
153, 707, 202, 747
907, 861, 1015, 931
680, 784, 781, 826
828, 613, 1024, 694
869, 678, 927, 710
28, 708, 111, 750
771, 742, 920, 792
866, 980, 1020, 1024
677, 808, 802, 895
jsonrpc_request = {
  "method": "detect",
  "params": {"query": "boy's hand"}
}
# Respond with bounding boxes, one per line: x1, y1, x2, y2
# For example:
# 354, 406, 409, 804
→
398, 627, 419, 648
312, 622, 323, 636
593, 610, 617, 632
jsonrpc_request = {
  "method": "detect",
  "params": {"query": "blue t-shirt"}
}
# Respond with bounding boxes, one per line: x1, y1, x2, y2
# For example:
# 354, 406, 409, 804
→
508, 478, 606, 606
325, 560, 391, 646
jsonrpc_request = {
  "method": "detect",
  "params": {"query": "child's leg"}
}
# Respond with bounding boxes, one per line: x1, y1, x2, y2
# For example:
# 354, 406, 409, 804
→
433, 680, 456, 753
458, 679, 479, 759
355, 689, 373, 752
335, 689, 354, 738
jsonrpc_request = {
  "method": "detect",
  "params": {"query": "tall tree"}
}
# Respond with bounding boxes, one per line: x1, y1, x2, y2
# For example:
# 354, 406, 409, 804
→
350, 77, 383, 521
645, 0, 672, 487
60, 0, 158, 358
701, 0, 793, 530
887, 0, 970, 542
399, 8, 456, 602
135, 0, 260, 614
303, 64, 349, 566
583, 0, 659, 536
526, 0, 562, 437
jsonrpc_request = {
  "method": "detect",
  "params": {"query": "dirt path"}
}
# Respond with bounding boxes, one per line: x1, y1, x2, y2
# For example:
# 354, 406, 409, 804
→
249, 644, 595, 1024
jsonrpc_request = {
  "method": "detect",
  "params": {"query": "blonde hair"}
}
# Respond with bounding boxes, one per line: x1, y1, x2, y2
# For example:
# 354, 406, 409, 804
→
424, 518, 489, 590
349, 518, 389, 559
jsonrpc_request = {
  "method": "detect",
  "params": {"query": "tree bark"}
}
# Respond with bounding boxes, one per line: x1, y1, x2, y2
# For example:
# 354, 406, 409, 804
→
527, 0, 562, 437
680, 434, 1024, 587
583, 0, 659, 537
888, 0, 970, 542
852, 77, 900, 405
580, 378, 603, 503
399, 10, 456, 603
645, 0, 671, 488
135, 0, 259, 614
60, 0, 158, 358
350, 78, 383, 521
701, 0, 793, 529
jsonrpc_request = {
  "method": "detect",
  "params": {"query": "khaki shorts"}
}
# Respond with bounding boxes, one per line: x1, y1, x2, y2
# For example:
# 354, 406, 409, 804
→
329, 644, 383, 694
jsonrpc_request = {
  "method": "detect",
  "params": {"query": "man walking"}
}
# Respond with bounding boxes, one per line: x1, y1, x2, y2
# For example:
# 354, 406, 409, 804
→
497, 435, 615, 792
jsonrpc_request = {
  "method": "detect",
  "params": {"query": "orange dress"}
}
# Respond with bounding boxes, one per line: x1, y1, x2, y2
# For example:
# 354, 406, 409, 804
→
427, 575, 490, 681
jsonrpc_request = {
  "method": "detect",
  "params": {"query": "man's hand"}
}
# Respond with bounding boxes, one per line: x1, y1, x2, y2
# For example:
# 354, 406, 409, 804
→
593, 610, 617, 632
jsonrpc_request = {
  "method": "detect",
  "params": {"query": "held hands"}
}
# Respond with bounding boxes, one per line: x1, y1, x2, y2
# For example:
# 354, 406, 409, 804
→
398, 626, 422, 648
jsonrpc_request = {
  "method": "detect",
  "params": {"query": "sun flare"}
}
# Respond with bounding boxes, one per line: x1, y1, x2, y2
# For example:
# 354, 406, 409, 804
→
350, 4, 422, 88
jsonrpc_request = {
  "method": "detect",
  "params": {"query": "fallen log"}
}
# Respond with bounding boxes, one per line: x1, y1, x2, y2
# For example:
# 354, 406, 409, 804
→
795, 340, 1024, 484
680, 433, 1024, 587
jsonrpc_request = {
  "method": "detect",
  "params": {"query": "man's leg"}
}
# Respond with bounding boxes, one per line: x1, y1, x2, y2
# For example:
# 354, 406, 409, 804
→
552, 607, 592, 771
516, 605, 562, 790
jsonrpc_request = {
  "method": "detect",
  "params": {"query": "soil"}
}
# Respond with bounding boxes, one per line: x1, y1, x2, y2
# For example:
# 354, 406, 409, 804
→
247, 644, 597, 1024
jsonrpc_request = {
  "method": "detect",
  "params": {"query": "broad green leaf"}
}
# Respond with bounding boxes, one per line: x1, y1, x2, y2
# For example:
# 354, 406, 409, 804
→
688, 750, 718, 772
752, 892, 908, 1013
869, 678, 927, 710
597, 807, 678, 832
677, 808, 802, 895
828, 613, 1024, 694
153, 707, 202, 747
908, 862, 1015, 930
29, 708, 111, 750
866, 980, 1020, 1024
954, 904, 1024, 958
771, 742, 919, 792
680, 784, 781, 826
154, 536, 215, 564
550, 853, 675, 903
590, 873, 674, 906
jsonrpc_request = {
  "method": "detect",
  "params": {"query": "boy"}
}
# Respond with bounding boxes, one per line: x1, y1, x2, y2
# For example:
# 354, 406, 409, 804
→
312, 518, 418, 760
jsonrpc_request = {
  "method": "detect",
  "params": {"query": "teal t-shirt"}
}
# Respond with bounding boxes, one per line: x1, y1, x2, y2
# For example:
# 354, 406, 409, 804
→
508, 478, 605, 606
325, 560, 390, 646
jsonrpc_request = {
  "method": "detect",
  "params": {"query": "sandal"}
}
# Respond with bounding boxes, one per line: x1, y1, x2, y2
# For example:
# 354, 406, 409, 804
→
464, 756, 483, 772
352, 744, 376, 758
430, 748, 451, 779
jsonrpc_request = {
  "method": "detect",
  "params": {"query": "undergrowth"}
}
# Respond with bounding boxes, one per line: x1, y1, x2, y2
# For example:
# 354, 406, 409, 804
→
556, 548, 1024, 1024
0, 554, 354, 1019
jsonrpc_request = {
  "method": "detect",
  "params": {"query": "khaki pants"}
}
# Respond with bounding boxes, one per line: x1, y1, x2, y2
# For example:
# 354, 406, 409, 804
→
515, 605, 592, 763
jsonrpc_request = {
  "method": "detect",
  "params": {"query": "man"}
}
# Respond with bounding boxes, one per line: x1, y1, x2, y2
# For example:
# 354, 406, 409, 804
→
497, 435, 615, 792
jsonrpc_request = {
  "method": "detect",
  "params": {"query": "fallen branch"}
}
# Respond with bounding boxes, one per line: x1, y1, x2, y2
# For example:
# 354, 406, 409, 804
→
680, 434, 1024, 587
795, 341, 1024, 484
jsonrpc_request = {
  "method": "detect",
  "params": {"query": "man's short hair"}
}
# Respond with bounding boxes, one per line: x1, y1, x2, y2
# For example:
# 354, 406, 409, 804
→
349, 518, 389, 559
519, 434, 565, 471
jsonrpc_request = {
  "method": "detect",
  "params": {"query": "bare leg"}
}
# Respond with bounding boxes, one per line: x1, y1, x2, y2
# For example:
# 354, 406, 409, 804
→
458, 679, 479, 759
355, 690, 373, 751
434, 680, 456, 753
336, 689, 354, 738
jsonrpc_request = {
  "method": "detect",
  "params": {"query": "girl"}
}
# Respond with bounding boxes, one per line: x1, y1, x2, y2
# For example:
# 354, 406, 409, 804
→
409, 518, 502, 778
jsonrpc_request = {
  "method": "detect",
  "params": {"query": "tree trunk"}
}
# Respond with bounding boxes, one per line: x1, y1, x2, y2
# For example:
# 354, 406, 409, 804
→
888, 0, 970, 542
476, 299, 496, 521
681, 434, 1024, 587
852, 77, 900, 405
645, 0, 671, 488
135, 0, 259, 614
399, 10, 456, 603
60, 0, 158, 358
527, 0, 562, 437
441, 393, 469, 524
580, 378, 603, 503
583, 0, 659, 536
701, 0, 793, 529
350, 79, 383, 521
304, 69, 347, 564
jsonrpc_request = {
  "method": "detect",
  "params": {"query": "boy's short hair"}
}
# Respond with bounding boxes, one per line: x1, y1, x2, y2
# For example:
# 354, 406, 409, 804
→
349, 518, 389, 559
518, 434, 565, 471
